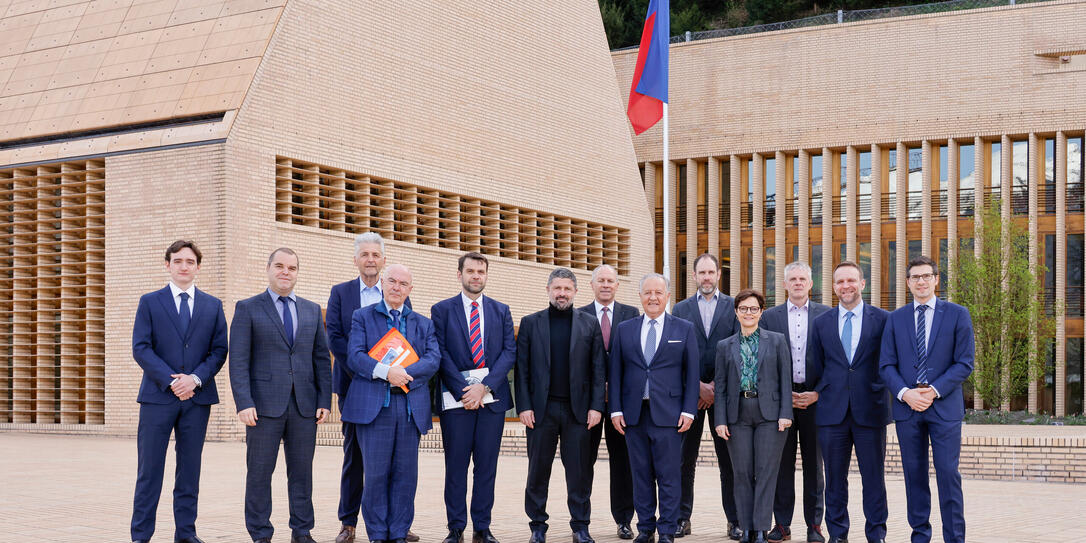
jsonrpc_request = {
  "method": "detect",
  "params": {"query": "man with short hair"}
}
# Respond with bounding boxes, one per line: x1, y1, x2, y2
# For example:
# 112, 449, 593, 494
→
326, 233, 418, 543
516, 268, 606, 543
671, 253, 742, 540
230, 248, 333, 543
880, 256, 974, 543
580, 264, 640, 540
610, 273, 699, 543
807, 262, 890, 543
432, 252, 517, 543
342, 263, 440, 543
130, 240, 228, 543
760, 262, 830, 543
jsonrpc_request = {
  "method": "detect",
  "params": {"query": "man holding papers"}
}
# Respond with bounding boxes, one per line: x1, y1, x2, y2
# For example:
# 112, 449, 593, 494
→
432, 252, 517, 543
342, 264, 440, 543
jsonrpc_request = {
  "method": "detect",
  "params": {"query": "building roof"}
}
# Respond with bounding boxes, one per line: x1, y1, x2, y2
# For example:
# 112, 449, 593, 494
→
0, 0, 285, 144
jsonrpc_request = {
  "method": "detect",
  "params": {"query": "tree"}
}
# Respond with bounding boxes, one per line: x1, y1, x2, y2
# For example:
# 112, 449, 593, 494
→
949, 204, 1054, 411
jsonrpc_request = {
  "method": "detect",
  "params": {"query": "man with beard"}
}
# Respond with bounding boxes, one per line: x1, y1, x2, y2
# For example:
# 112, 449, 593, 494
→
579, 264, 640, 539
515, 268, 606, 543
432, 252, 516, 543
671, 253, 742, 540
807, 262, 890, 543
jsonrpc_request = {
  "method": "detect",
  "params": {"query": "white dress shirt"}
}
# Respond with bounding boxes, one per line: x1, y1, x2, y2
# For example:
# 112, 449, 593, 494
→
838, 299, 864, 364
612, 314, 693, 421
593, 300, 615, 326
787, 299, 809, 384
359, 277, 383, 308
897, 297, 941, 401
168, 282, 200, 387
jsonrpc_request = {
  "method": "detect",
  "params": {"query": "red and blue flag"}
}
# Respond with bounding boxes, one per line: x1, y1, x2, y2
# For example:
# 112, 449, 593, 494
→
626, 0, 669, 135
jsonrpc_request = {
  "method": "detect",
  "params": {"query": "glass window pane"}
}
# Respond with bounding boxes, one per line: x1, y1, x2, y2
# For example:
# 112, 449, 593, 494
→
990, 142, 1002, 189
766, 158, 776, 227
939, 144, 948, 187
811, 245, 822, 304
860, 242, 871, 301
1070, 234, 1083, 317
939, 238, 948, 288
859, 151, 872, 222
1068, 338, 1083, 415
811, 155, 823, 225
887, 240, 897, 307
908, 147, 923, 218
765, 246, 776, 306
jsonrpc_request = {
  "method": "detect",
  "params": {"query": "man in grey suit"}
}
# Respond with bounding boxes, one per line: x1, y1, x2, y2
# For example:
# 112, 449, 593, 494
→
760, 262, 830, 543
671, 253, 741, 540
229, 248, 332, 543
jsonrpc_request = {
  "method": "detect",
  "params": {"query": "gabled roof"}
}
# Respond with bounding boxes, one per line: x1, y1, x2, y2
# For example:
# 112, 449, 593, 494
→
0, 0, 285, 144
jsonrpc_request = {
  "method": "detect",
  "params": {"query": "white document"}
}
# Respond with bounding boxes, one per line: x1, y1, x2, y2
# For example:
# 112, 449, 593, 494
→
442, 368, 497, 410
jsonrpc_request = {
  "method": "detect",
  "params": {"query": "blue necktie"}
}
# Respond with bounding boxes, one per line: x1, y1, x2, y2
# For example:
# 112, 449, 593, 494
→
179, 292, 190, 334
279, 296, 294, 347
841, 311, 854, 364
390, 308, 401, 332
916, 305, 929, 384
642, 320, 657, 399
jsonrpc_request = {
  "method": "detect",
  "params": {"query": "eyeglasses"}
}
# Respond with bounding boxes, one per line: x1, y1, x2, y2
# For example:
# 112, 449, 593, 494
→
908, 273, 936, 282
736, 306, 762, 314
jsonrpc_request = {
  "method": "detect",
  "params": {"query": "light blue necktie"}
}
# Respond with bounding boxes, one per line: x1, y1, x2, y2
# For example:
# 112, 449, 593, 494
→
643, 320, 657, 399
842, 311, 854, 364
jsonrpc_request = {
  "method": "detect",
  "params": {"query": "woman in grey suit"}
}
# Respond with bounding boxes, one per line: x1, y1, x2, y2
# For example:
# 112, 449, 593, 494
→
713, 289, 793, 543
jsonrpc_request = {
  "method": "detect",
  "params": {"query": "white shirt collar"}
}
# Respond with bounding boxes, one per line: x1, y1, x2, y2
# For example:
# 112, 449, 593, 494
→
838, 299, 863, 318
461, 291, 483, 309
359, 277, 381, 290
787, 298, 809, 312
698, 290, 720, 303
643, 313, 665, 327
594, 300, 615, 314
169, 282, 196, 299
913, 297, 937, 311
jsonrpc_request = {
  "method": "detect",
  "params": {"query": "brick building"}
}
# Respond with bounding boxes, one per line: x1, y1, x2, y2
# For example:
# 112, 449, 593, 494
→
0, 0, 652, 440
613, 0, 1086, 416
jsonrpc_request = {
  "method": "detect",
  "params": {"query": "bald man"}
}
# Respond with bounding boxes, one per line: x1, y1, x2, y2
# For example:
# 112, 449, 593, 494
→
341, 264, 441, 543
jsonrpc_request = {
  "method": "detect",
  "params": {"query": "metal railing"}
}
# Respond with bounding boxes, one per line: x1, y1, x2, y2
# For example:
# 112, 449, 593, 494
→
616, 0, 1049, 51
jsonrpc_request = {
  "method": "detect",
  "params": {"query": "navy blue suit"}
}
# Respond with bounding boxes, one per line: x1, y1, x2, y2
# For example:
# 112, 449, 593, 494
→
609, 314, 699, 537
807, 302, 890, 542
130, 285, 228, 542
432, 293, 516, 532
343, 300, 440, 541
880, 299, 974, 543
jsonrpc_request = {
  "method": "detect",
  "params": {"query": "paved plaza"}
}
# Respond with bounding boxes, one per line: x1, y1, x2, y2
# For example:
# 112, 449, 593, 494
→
1, 432, 1082, 542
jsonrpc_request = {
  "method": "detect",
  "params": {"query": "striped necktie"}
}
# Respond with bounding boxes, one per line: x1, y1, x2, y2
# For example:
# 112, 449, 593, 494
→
469, 301, 485, 368
915, 305, 929, 384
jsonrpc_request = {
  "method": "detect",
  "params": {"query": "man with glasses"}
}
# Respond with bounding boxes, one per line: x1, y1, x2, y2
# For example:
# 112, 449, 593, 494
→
880, 256, 974, 543
806, 262, 890, 543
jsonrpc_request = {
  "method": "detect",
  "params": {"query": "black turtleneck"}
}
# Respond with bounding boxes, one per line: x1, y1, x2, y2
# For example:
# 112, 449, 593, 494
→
548, 304, 574, 401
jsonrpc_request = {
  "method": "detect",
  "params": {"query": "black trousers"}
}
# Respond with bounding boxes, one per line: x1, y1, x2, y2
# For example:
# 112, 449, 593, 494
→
773, 384, 825, 529
679, 407, 738, 523
525, 400, 594, 532
590, 400, 635, 525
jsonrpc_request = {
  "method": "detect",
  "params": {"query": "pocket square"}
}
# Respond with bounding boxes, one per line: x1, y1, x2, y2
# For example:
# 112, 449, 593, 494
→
667, 340, 683, 343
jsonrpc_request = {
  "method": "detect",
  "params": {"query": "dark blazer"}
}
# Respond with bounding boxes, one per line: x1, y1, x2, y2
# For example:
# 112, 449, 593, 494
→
609, 313, 699, 427
326, 278, 413, 397
514, 307, 606, 423
578, 301, 640, 355
880, 299, 975, 422
672, 292, 739, 382
759, 300, 832, 386
341, 301, 440, 434
807, 303, 891, 427
132, 285, 228, 405
713, 328, 793, 424
228, 291, 332, 418
432, 294, 517, 413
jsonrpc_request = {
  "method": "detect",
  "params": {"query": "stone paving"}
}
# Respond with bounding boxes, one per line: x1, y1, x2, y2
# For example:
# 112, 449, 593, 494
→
1, 432, 1083, 542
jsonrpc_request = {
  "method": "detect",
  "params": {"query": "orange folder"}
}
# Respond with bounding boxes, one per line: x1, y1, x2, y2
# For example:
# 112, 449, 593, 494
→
368, 327, 419, 393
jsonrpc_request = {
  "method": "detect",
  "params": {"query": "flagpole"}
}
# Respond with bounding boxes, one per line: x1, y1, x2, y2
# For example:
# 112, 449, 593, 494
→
662, 102, 671, 311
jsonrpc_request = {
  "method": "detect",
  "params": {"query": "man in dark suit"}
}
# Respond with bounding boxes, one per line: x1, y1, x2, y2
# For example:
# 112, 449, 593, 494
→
880, 256, 974, 543
229, 247, 333, 543
326, 233, 418, 543
759, 262, 830, 543
516, 267, 606, 543
342, 263, 440, 543
433, 252, 516, 543
670, 253, 741, 541
130, 240, 228, 543
579, 264, 640, 540
807, 261, 890, 543
610, 273, 699, 543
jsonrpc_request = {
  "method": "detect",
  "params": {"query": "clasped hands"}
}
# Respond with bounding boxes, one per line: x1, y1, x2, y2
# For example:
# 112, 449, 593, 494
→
169, 373, 197, 401
792, 391, 819, 409
902, 386, 937, 412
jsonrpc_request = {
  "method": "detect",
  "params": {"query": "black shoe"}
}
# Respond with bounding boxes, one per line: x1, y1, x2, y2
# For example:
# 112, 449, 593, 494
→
739, 531, 752, 543
658, 535, 674, 543
829, 538, 848, 543
572, 530, 595, 543
868, 540, 886, 543
529, 530, 546, 543
768, 524, 790, 542
133, 540, 150, 543
292, 536, 318, 543
617, 524, 633, 540
407, 532, 420, 543
674, 519, 691, 538
806, 526, 825, 543
633, 532, 655, 543
752, 532, 769, 543
177, 538, 206, 543
443, 530, 464, 543
392, 539, 408, 543
727, 523, 742, 541
254, 539, 272, 543
474, 530, 499, 543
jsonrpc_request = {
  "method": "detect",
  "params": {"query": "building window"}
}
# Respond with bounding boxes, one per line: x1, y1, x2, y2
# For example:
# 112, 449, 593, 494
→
1068, 338, 1084, 415
811, 244, 822, 304
765, 157, 776, 228
1012, 139, 1028, 215
720, 248, 731, 295
1043, 340, 1057, 414
907, 147, 923, 219
810, 154, 824, 225
0, 160, 106, 424
1069, 137, 1083, 213
1070, 234, 1083, 317
859, 151, 872, 222
1044, 138, 1056, 214
677, 164, 688, 232
989, 140, 1002, 203
765, 246, 775, 306
721, 160, 731, 225
1045, 234, 1056, 315
274, 157, 631, 274
960, 143, 976, 216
